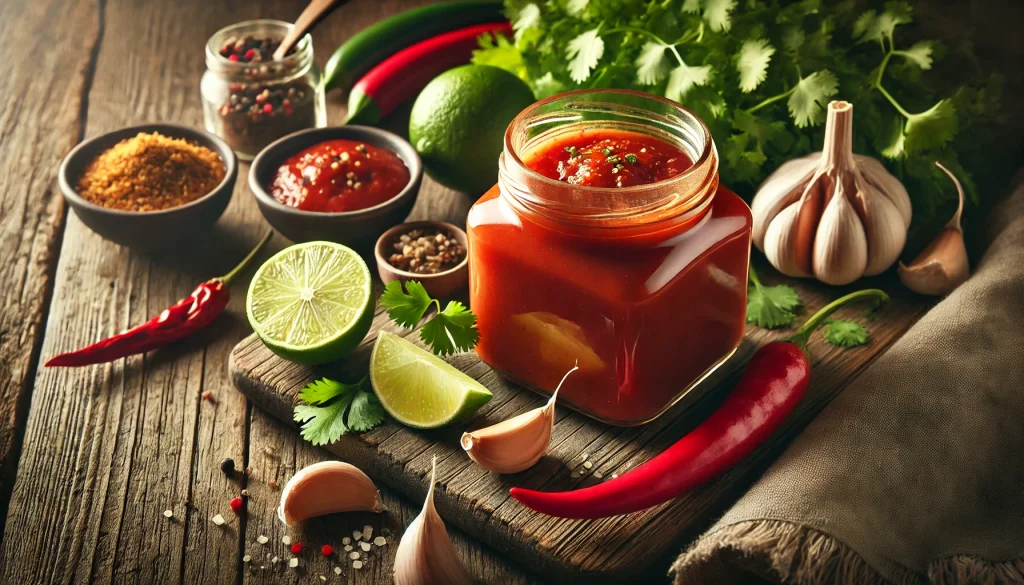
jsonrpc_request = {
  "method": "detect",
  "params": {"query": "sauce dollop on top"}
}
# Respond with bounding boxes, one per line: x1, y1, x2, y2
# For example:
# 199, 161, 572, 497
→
271, 139, 410, 212
523, 129, 692, 188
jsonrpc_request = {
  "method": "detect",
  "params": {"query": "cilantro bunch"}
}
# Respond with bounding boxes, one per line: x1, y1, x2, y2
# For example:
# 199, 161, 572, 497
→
474, 0, 1015, 253
380, 281, 480, 356
293, 377, 386, 445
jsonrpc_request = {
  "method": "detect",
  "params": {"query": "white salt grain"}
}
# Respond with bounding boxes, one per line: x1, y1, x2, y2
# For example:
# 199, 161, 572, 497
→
243, 555, 251, 563
211, 514, 226, 526
362, 525, 373, 540
320, 576, 326, 582
344, 545, 353, 552
289, 558, 299, 568
594, 471, 604, 479
271, 556, 279, 564
373, 536, 386, 547
571, 472, 581, 478
256, 535, 269, 545
359, 542, 371, 552
349, 552, 360, 560
583, 461, 593, 469
163, 509, 173, 518
282, 535, 291, 545
353, 561, 363, 570
342, 537, 351, 545
334, 567, 342, 575
353, 530, 362, 541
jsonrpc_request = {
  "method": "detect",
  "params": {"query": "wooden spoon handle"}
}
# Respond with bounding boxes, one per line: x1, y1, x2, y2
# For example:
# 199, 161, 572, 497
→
274, 0, 346, 61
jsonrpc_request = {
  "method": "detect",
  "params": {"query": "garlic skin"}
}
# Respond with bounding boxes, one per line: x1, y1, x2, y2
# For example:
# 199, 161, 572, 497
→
394, 457, 473, 585
461, 365, 578, 474
752, 101, 912, 285
277, 461, 384, 525
898, 162, 970, 295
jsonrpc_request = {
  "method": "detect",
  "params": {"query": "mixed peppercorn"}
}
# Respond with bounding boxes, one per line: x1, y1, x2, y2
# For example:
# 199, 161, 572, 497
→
387, 227, 466, 275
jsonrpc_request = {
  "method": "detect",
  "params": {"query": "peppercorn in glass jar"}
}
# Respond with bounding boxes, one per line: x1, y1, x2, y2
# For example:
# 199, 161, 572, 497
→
468, 90, 752, 426
202, 20, 326, 160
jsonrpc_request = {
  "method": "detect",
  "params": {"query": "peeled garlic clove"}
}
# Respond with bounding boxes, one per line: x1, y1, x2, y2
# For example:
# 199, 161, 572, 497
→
462, 365, 578, 474
898, 162, 970, 295
394, 457, 473, 585
751, 155, 817, 249
812, 181, 868, 285
278, 461, 384, 525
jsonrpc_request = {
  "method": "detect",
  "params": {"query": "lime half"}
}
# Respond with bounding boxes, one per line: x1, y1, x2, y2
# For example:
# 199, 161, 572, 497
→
246, 242, 374, 365
370, 331, 492, 429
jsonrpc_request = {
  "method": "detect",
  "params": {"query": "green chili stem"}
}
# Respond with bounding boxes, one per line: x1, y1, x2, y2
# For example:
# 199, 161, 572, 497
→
785, 289, 889, 350
219, 231, 274, 284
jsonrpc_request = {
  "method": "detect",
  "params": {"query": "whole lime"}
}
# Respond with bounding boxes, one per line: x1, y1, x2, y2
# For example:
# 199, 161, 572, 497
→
409, 65, 535, 195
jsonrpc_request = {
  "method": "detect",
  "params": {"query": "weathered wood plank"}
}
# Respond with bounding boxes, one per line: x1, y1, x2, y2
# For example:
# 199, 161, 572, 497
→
232, 266, 932, 584
0, 0, 99, 541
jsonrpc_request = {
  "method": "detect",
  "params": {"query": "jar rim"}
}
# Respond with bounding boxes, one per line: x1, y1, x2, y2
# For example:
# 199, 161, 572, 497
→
499, 89, 719, 234
205, 19, 313, 71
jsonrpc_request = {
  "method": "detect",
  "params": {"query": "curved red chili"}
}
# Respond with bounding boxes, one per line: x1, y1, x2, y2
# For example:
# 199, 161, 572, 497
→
510, 288, 889, 519
345, 22, 512, 125
45, 231, 273, 368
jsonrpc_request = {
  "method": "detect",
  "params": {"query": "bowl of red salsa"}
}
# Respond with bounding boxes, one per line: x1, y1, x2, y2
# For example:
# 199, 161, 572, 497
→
249, 126, 422, 245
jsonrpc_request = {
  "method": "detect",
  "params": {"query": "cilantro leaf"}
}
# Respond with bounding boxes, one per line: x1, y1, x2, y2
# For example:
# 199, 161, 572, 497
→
737, 39, 774, 92
681, 0, 700, 14
904, 99, 957, 153
788, 70, 838, 127
566, 0, 589, 18
566, 28, 604, 83
635, 42, 671, 86
513, 3, 542, 45
853, 2, 912, 44
896, 41, 933, 70
472, 33, 527, 80
380, 280, 433, 328
293, 377, 386, 445
420, 301, 479, 357
703, 0, 736, 32
666, 61, 712, 102
746, 265, 802, 329
822, 319, 869, 348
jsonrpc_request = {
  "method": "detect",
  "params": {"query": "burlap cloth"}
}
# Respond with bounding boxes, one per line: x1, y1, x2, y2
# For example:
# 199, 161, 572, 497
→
672, 178, 1024, 585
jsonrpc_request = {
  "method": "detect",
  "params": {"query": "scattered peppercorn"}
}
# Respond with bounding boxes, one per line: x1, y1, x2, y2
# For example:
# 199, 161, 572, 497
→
290, 542, 305, 555
387, 227, 466, 275
220, 458, 236, 475
321, 545, 334, 557
76, 132, 225, 212
229, 497, 243, 513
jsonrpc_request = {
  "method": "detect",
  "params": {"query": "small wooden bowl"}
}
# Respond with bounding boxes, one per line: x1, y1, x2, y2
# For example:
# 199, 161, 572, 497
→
374, 221, 469, 299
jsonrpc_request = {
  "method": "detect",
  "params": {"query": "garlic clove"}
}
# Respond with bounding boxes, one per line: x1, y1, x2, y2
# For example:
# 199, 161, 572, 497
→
854, 177, 908, 276
461, 365, 578, 474
277, 461, 384, 526
812, 181, 868, 285
751, 155, 818, 250
856, 154, 912, 228
763, 200, 812, 278
394, 457, 473, 585
898, 162, 970, 295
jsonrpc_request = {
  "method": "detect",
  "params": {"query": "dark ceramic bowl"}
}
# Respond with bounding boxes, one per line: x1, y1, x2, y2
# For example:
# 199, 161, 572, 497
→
375, 221, 469, 299
58, 123, 237, 250
248, 126, 422, 246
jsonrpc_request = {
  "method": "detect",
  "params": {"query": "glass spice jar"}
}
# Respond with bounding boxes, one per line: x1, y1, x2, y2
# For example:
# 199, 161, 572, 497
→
201, 20, 326, 160
468, 90, 752, 426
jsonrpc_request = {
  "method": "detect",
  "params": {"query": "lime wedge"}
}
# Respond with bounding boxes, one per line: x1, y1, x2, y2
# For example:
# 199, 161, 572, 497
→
246, 241, 374, 365
370, 331, 492, 429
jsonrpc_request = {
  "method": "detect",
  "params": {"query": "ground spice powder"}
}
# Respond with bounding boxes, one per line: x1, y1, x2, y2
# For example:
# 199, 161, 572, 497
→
77, 132, 225, 212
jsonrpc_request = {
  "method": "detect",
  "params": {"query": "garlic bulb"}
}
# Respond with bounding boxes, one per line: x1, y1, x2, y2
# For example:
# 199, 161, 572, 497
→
461, 364, 578, 474
752, 101, 912, 285
394, 457, 473, 585
277, 461, 384, 525
898, 162, 970, 295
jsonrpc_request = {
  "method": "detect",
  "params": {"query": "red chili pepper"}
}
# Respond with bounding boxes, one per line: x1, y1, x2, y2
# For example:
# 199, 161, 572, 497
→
344, 22, 512, 125
510, 288, 889, 519
45, 231, 273, 368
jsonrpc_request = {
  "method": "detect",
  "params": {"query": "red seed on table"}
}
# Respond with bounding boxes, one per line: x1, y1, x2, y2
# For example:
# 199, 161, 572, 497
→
228, 54, 239, 62
290, 542, 304, 555
201, 391, 213, 400
263, 103, 273, 114
244, 48, 256, 61
321, 545, 333, 556
229, 497, 243, 513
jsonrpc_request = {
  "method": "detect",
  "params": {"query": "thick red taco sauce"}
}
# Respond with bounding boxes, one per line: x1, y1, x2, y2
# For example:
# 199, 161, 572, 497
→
467, 91, 751, 425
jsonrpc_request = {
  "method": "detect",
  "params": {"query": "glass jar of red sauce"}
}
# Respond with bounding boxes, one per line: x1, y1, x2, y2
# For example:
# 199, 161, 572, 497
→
467, 90, 751, 426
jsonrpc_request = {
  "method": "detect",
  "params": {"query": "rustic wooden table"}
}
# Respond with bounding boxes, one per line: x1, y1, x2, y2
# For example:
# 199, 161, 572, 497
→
0, 0, 550, 582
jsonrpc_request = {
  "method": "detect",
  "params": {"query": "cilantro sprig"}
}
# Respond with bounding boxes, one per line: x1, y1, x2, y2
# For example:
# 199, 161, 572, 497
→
822, 319, 870, 348
746, 264, 802, 329
380, 280, 479, 356
293, 377, 386, 446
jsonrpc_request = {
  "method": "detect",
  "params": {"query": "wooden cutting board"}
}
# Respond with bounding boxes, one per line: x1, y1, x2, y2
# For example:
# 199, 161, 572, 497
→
230, 271, 930, 584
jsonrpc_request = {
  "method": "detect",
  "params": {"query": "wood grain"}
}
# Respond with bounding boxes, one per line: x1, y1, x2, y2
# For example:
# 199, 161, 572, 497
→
232, 266, 932, 584
0, 0, 98, 540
